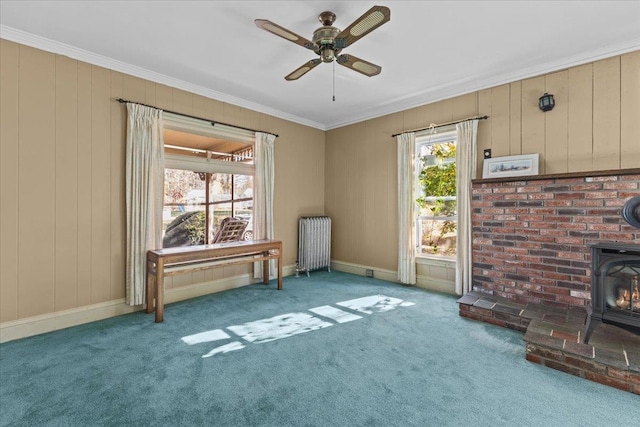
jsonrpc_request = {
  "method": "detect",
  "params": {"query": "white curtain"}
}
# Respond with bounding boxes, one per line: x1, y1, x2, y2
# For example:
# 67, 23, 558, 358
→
125, 103, 165, 306
253, 132, 277, 279
455, 120, 478, 295
397, 132, 417, 285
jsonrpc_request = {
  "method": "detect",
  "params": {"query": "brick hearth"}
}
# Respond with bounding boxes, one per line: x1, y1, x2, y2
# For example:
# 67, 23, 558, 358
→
458, 291, 640, 395
465, 169, 640, 393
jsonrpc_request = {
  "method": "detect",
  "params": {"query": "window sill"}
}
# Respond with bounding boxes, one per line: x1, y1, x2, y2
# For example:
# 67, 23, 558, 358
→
416, 255, 455, 267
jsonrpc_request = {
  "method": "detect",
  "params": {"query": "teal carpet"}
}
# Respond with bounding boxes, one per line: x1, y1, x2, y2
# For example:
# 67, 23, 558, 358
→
1, 271, 637, 426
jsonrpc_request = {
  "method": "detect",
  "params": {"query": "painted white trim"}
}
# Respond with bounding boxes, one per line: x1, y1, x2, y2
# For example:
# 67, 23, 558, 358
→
163, 112, 255, 144
2, 25, 638, 131
331, 259, 456, 295
165, 153, 255, 175
324, 38, 640, 130
0, 299, 139, 343
330, 260, 398, 284
282, 263, 298, 277
416, 256, 456, 268
0, 264, 298, 343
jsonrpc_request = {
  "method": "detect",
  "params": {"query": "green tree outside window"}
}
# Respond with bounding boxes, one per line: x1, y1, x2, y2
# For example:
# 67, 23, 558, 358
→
417, 142, 456, 255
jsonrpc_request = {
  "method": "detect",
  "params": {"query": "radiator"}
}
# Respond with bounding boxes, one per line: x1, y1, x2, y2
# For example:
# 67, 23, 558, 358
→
296, 216, 332, 276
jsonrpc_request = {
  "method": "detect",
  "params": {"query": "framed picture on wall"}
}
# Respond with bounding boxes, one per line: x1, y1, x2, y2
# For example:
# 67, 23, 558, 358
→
482, 153, 539, 179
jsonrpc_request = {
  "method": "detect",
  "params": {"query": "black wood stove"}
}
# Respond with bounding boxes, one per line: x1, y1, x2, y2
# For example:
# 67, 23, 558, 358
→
584, 242, 640, 343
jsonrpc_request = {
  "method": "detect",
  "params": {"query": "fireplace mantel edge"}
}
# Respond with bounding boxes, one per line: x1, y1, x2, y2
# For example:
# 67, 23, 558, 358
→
472, 167, 640, 185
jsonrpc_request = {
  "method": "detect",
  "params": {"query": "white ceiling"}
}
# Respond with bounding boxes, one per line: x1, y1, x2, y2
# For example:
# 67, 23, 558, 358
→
1, 1, 639, 130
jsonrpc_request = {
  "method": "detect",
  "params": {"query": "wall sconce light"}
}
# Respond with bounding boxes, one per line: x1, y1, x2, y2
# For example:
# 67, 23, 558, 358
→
538, 93, 555, 112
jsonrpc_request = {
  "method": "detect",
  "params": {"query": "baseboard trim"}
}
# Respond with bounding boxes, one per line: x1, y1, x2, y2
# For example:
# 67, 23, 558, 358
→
330, 260, 398, 283
1, 264, 298, 343
0, 299, 140, 343
331, 259, 456, 295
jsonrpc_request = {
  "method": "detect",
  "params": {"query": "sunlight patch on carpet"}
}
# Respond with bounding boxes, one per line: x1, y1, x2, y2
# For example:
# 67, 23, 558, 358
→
336, 295, 415, 314
181, 329, 230, 345
309, 305, 363, 323
183, 294, 415, 358
202, 341, 245, 358
227, 313, 333, 343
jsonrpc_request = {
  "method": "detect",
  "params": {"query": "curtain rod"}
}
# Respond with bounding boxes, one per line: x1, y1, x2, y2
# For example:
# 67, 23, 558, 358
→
115, 98, 278, 138
391, 115, 489, 138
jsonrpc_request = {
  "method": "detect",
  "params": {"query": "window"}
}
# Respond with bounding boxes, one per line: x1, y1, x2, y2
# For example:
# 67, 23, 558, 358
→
161, 113, 255, 248
415, 129, 457, 257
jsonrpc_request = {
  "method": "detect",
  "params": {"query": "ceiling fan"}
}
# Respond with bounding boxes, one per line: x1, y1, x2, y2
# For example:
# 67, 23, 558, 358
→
255, 5, 391, 81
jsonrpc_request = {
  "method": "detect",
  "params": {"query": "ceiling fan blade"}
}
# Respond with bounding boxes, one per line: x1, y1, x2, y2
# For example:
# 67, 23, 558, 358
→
336, 54, 382, 77
285, 59, 322, 81
335, 5, 390, 48
254, 19, 315, 50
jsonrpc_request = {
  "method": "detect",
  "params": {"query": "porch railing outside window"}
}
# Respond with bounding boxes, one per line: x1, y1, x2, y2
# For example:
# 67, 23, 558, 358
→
162, 169, 253, 247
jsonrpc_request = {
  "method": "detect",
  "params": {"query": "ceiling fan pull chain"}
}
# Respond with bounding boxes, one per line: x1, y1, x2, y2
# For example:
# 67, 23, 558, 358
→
333, 61, 336, 102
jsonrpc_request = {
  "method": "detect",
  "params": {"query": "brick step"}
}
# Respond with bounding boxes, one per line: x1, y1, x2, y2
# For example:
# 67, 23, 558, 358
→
458, 291, 640, 395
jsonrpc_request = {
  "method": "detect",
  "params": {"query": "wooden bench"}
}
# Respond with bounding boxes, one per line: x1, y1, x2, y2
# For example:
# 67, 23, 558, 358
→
146, 239, 283, 322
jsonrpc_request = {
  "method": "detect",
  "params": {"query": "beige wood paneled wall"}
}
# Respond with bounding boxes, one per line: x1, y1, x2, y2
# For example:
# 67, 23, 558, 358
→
0, 40, 325, 323
325, 51, 640, 274
477, 52, 640, 175
1, 38, 638, 325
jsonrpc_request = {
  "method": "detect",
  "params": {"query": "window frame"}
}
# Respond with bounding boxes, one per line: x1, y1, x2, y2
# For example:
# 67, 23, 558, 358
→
162, 113, 255, 246
414, 128, 458, 260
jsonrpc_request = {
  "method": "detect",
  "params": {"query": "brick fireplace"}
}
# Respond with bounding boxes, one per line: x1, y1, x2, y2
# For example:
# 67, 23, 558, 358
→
471, 169, 640, 310
458, 168, 640, 394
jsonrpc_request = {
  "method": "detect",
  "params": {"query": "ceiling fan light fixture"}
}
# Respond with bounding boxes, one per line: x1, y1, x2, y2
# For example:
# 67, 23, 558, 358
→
320, 46, 336, 63
350, 11, 385, 36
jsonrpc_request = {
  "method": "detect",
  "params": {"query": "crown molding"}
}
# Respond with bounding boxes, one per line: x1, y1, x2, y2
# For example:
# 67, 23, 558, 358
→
2, 25, 638, 132
324, 38, 640, 130
0, 25, 327, 131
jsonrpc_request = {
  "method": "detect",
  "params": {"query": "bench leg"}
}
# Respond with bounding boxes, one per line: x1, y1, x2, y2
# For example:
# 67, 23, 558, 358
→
146, 272, 155, 313
262, 256, 269, 285
155, 259, 165, 323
